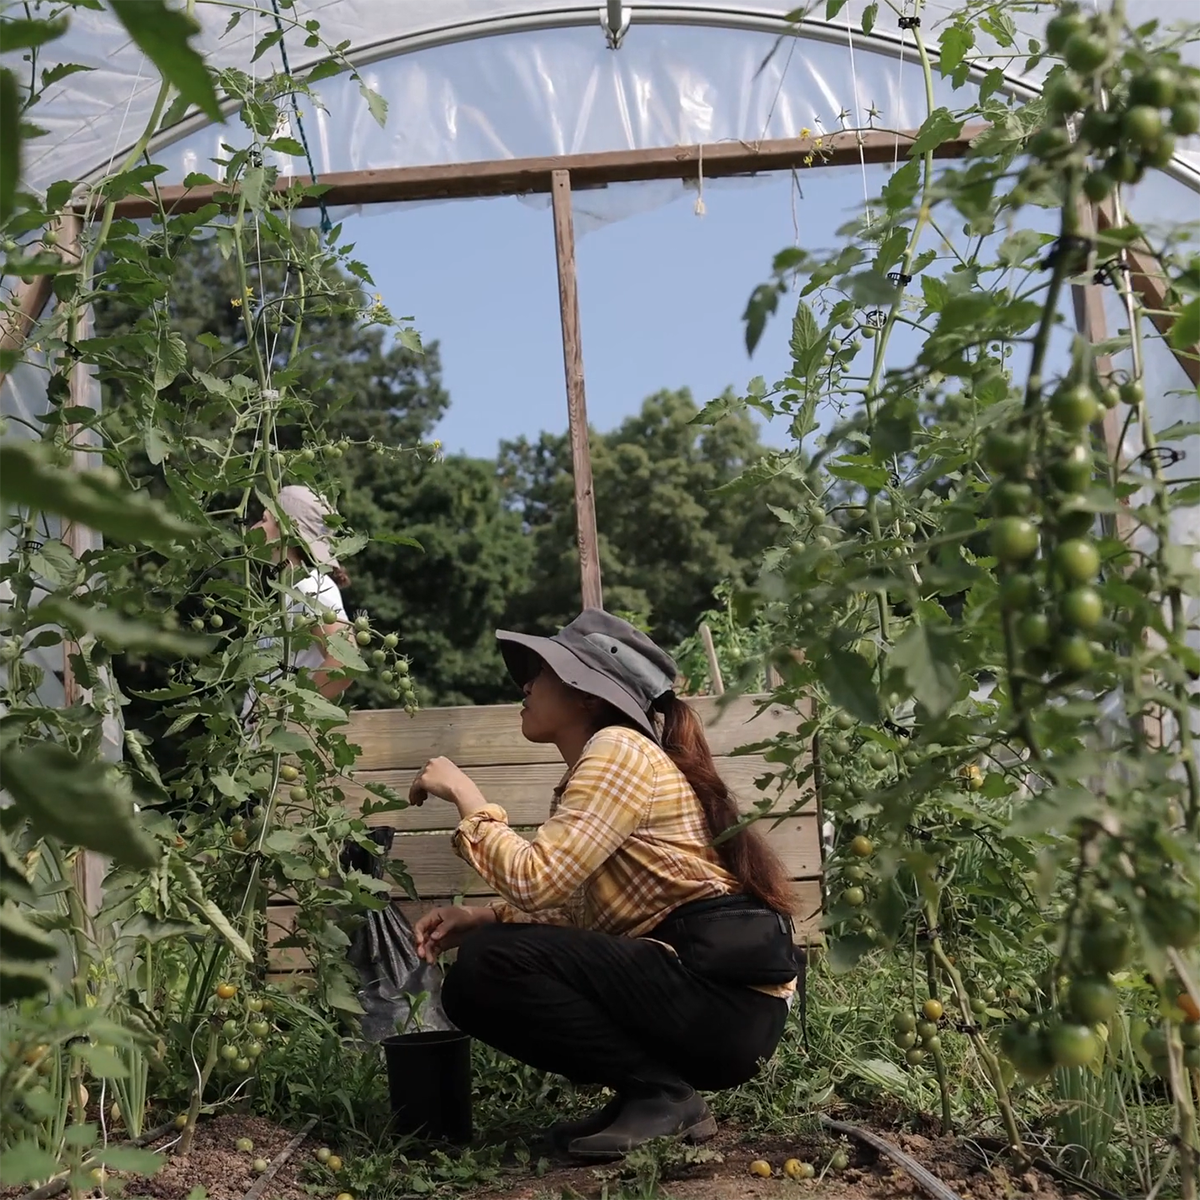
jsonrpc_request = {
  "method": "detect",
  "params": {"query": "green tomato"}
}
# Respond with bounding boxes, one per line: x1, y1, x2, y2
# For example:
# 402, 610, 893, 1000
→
1054, 538, 1101, 584
1142, 132, 1177, 171
1017, 612, 1052, 649
1067, 977, 1117, 1024
905, 1047, 926, 1066
1046, 9, 1087, 52
1129, 66, 1177, 108
916, 1020, 938, 1041
1049, 383, 1099, 431
1118, 380, 1144, 407
991, 517, 1039, 564
994, 481, 1035, 516
983, 430, 1028, 476
1141, 1027, 1168, 1058
355, 629, 371, 646
1171, 101, 1200, 137
1080, 919, 1130, 972
1123, 105, 1164, 148
1105, 148, 1142, 185
383, 632, 399, 649
1046, 75, 1088, 115
1056, 634, 1094, 675
1000, 574, 1037, 612
893, 1011, 917, 1034
895, 1030, 917, 1050
1049, 442, 1093, 493
1060, 586, 1103, 631
867, 751, 889, 771
842, 886, 866, 907
1063, 31, 1108, 74
1048, 1023, 1098, 1068
1056, 497, 1095, 539
1082, 170, 1115, 203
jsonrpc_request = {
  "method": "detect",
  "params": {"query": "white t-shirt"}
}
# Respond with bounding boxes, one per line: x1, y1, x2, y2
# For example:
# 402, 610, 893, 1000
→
241, 570, 348, 722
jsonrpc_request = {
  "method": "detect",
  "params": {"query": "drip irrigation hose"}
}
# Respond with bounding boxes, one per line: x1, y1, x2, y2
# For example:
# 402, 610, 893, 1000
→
819, 1114, 965, 1200
968, 1134, 1128, 1200
241, 1116, 317, 1200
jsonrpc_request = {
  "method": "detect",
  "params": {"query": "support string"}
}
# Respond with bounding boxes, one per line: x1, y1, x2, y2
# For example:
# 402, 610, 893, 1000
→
269, 0, 332, 235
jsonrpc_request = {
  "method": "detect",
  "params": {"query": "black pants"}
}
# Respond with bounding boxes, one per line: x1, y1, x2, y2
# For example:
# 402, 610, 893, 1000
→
441, 922, 789, 1093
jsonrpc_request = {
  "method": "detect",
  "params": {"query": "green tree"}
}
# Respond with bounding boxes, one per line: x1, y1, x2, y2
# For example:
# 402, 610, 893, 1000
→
499, 388, 806, 645
94, 233, 531, 709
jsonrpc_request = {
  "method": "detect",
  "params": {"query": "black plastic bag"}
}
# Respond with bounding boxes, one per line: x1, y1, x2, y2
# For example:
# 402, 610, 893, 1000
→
341, 827, 454, 1042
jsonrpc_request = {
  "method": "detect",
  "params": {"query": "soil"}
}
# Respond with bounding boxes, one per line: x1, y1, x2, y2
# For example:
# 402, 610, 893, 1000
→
471, 1126, 1094, 1200
124, 1115, 312, 1200
3, 1114, 1094, 1200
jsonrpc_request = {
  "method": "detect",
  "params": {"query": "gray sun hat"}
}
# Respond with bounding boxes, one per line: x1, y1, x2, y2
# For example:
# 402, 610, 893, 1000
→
496, 609, 678, 740
275, 485, 339, 568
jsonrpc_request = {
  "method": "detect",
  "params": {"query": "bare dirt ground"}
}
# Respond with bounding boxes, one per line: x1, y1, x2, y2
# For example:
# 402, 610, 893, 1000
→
471, 1126, 1092, 1200
5, 1114, 1092, 1200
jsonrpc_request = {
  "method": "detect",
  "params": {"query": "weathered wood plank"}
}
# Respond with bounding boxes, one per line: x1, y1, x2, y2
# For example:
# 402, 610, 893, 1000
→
343, 695, 809, 772
326, 816, 820, 899
266, 878, 824, 971
321, 756, 809, 832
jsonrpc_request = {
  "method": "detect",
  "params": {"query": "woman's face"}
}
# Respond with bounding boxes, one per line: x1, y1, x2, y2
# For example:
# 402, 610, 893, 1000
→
250, 510, 283, 562
519, 664, 590, 743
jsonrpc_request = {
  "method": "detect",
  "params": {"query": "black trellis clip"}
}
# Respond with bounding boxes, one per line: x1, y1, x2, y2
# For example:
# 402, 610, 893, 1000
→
1040, 233, 1093, 272
1092, 258, 1122, 287
898, 15, 921, 28
20, 539, 43, 554
887, 271, 913, 288
1138, 446, 1185, 468
866, 309, 888, 328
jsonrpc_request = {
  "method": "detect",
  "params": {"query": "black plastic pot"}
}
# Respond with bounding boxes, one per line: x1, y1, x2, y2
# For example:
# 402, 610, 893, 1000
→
382, 1030, 473, 1144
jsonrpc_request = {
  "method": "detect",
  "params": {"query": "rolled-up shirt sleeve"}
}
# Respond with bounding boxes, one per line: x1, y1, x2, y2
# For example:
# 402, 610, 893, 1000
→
453, 731, 655, 914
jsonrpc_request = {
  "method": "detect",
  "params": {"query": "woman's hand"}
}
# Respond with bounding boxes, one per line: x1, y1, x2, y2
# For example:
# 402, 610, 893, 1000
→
413, 905, 496, 964
409, 756, 486, 816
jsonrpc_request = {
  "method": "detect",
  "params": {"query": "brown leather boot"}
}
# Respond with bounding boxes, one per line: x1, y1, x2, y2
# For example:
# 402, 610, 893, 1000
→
567, 1087, 717, 1160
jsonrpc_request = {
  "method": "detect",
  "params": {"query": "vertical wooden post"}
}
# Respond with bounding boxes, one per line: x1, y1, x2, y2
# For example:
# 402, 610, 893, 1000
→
58, 212, 105, 920
550, 169, 604, 611
699, 623, 724, 696
1072, 199, 1163, 750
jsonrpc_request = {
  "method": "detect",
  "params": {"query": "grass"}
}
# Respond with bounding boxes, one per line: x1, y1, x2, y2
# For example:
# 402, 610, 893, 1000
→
242, 948, 1176, 1200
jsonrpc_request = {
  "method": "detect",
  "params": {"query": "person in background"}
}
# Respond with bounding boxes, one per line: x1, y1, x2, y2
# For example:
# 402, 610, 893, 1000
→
242, 484, 353, 723
409, 610, 799, 1160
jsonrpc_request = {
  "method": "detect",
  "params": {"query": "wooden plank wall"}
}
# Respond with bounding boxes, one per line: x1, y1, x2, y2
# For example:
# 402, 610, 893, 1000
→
266, 695, 819, 979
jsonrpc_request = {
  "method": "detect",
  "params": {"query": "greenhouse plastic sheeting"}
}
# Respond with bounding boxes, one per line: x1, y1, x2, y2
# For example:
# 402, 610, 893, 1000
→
19, 0, 1200, 202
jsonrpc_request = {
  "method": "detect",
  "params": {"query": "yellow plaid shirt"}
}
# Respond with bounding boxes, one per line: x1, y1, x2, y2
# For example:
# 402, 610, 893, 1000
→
452, 726, 795, 999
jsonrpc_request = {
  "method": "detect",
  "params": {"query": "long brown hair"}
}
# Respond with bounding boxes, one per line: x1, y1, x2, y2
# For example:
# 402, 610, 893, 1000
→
584, 693, 795, 914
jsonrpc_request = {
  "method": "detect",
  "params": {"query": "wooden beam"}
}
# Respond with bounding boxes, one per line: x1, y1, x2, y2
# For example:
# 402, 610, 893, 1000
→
92, 125, 988, 220
551, 169, 603, 611
1095, 199, 1199, 387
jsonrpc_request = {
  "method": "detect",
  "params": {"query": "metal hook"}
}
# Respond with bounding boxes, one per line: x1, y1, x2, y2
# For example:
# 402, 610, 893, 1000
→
600, 1, 630, 48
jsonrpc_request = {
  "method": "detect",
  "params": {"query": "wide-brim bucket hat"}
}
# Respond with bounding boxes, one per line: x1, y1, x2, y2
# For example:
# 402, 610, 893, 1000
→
274, 485, 339, 568
496, 609, 677, 741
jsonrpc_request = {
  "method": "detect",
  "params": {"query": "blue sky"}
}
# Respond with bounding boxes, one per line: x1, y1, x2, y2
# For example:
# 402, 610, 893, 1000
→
346, 165, 892, 458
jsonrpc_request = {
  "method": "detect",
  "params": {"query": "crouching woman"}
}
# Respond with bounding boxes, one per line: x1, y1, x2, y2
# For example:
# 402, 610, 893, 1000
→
410, 611, 799, 1159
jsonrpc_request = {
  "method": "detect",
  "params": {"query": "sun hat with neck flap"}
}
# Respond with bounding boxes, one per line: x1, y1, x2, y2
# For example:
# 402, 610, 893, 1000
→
273, 485, 340, 569
495, 609, 678, 741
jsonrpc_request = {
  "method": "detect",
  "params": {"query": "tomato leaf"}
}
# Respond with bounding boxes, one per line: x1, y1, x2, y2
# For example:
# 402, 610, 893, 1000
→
887, 625, 959, 717
109, 0, 222, 122
817, 648, 880, 723
1, 742, 159, 868
1168, 297, 1199, 351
